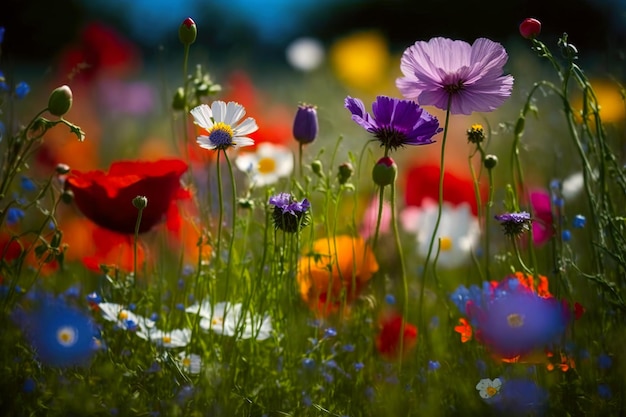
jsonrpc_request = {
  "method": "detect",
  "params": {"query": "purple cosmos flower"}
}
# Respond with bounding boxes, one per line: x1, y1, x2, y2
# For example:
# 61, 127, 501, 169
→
269, 192, 311, 233
396, 37, 514, 115
465, 277, 570, 359
344, 95, 442, 152
495, 211, 532, 236
488, 379, 548, 416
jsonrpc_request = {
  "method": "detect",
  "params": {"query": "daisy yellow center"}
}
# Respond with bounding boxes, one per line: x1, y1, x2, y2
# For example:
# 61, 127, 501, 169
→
212, 317, 223, 326
118, 311, 128, 320
507, 313, 524, 328
258, 157, 277, 174
208, 122, 235, 147
182, 357, 191, 367
486, 386, 498, 397
56, 326, 78, 347
162, 336, 172, 344
439, 237, 452, 251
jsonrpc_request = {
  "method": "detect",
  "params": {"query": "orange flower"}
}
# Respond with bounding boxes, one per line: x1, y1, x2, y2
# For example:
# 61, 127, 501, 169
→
297, 235, 378, 316
454, 317, 473, 343
375, 311, 418, 359
513, 272, 551, 297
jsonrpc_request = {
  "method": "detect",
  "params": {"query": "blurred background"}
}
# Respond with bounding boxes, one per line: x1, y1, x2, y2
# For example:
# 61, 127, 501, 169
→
1, 0, 625, 179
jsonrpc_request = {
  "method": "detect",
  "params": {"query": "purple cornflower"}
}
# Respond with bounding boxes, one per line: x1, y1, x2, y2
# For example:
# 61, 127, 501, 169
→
344, 95, 442, 152
268, 192, 311, 233
396, 37, 514, 115
495, 211, 532, 236
466, 277, 571, 359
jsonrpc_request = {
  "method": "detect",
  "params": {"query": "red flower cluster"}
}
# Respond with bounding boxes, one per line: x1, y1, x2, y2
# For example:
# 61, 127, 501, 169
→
66, 159, 188, 234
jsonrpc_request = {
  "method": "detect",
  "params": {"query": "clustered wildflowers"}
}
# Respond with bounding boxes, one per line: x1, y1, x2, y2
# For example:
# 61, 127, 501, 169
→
1, 14, 624, 417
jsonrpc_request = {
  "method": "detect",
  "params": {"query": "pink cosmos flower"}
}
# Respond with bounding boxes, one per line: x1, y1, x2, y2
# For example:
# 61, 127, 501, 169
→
396, 37, 514, 115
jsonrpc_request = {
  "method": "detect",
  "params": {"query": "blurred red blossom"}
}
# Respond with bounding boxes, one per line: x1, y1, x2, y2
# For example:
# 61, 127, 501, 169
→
375, 311, 418, 360
66, 159, 189, 234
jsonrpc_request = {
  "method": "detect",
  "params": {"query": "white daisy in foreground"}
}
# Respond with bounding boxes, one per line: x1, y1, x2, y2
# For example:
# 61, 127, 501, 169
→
190, 101, 258, 151
97, 302, 155, 340
186, 300, 273, 340
235, 142, 294, 186
149, 329, 192, 348
401, 199, 480, 269
476, 378, 502, 399
177, 352, 202, 374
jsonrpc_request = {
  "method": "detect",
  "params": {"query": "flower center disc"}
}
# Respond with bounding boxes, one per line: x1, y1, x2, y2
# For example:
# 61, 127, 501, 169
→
208, 122, 234, 147
56, 326, 78, 347
258, 157, 277, 174
507, 313, 525, 328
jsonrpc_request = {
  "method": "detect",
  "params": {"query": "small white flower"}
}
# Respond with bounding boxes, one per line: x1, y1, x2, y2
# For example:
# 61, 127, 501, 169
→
190, 101, 258, 150
178, 352, 202, 374
98, 302, 155, 340
286, 37, 325, 72
186, 300, 272, 340
235, 142, 294, 186
149, 328, 192, 348
401, 199, 480, 268
476, 378, 502, 399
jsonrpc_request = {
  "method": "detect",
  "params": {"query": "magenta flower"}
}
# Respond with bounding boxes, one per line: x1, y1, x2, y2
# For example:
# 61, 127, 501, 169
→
396, 38, 514, 115
529, 189, 554, 246
344, 95, 442, 152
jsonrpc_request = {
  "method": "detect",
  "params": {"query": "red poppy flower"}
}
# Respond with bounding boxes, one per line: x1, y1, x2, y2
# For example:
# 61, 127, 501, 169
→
375, 311, 418, 359
404, 164, 485, 216
66, 159, 188, 234
58, 22, 140, 81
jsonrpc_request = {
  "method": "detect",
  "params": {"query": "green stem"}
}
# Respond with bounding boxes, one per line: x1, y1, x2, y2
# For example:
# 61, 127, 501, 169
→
418, 96, 452, 331
133, 205, 145, 286
223, 151, 238, 299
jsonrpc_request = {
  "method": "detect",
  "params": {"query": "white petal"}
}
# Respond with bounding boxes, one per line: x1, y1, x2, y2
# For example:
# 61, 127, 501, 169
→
190, 104, 214, 129
235, 152, 258, 173
234, 117, 259, 136
197, 136, 217, 150
232, 137, 255, 148
224, 101, 246, 125
210, 101, 228, 123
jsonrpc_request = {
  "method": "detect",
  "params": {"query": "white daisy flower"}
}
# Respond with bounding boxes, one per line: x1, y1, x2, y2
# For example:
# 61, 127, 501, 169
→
235, 142, 294, 186
401, 199, 480, 269
476, 378, 502, 399
186, 301, 240, 336
177, 352, 202, 374
97, 302, 155, 340
190, 101, 258, 151
149, 328, 192, 348
186, 300, 272, 340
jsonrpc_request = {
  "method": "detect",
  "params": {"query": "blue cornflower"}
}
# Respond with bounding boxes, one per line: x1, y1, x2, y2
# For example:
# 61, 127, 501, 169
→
494, 211, 532, 236
562, 230, 572, 242
428, 360, 441, 371
345, 95, 442, 152
573, 214, 586, 229
6, 207, 25, 226
269, 192, 311, 233
15, 82, 30, 99
0, 27, 5, 44
598, 383, 612, 399
20, 176, 36, 192
323, 327, 337, 338
488, 379, 548, 416
21, 301, 97, 367
598, 353, 612, 369
302, 358, 315, 370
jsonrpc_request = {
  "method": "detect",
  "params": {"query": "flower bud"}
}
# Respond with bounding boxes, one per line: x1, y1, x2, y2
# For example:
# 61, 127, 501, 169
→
172, 87, 186, 111
55, 163, 71, 175
48, 85, 73, 117
372, 157, 397, 187
519, 18, 541, 39
179, 18, 197, 45
337, 162, 353, 185
293, 104, 318, 144
484, 154, 498, 169
132, 195, 148, 210
61, 189, 74, 204
466, 123, 485, 144
311, 160, 323, 176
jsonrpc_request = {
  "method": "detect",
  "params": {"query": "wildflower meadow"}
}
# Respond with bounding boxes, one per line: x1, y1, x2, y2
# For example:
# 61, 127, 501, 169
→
1, 12, 626, 417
